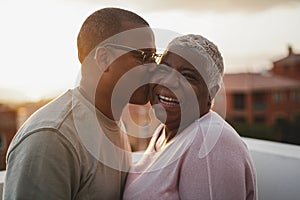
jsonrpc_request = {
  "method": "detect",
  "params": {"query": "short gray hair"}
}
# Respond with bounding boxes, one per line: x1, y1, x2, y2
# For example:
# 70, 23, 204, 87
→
167, 34, 224, 99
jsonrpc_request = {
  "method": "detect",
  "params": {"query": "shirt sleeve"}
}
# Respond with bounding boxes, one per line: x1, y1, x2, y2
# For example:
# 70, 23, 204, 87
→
3, 130, 80, 200
178, 132, 257, 200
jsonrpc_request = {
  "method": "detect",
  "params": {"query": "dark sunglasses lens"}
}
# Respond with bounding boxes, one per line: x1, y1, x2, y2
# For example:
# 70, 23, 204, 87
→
144, 54, 157, 63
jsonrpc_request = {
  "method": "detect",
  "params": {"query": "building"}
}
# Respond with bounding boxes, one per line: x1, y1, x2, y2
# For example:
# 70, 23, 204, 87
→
217, 72, 300, 125
271, 46, 300, 81
214, 46, 300, 126
0, 104, 17, 170
212, 46, 300, 144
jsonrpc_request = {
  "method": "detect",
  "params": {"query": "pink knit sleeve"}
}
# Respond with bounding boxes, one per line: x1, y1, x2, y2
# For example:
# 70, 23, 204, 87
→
178, 125, 257, 200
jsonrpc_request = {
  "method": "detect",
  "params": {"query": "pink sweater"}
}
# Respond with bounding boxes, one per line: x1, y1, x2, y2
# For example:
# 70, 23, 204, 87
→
123, 111, 257, 200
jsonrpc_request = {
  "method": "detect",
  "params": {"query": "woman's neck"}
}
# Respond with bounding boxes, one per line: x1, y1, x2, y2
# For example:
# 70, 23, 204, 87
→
163, 126, 179, 143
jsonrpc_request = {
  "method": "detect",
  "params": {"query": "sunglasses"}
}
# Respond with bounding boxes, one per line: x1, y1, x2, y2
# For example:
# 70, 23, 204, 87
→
103, 43, 162, 64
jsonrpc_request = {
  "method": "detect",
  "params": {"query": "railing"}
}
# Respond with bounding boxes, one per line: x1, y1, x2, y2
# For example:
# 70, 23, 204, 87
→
0, 138, 300, 200
0, 171, 4, 199
243, 137, 300, 200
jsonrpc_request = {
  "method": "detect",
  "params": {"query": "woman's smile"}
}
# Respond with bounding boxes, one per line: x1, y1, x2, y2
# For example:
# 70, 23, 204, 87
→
157, 94, 180, 107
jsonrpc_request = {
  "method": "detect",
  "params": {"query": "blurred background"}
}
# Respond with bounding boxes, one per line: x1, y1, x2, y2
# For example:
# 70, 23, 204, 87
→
0, 0, 300, 170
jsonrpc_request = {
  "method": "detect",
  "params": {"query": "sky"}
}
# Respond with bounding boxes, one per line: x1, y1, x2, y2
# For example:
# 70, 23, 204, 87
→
0, 0, 300, 102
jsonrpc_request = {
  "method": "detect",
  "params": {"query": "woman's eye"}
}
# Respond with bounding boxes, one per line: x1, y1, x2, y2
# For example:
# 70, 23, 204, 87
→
183, 74, 201, 84
182, 73, 195, 80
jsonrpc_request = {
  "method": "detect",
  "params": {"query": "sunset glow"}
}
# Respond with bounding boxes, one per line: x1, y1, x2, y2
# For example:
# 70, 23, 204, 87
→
1, 0, 300, 102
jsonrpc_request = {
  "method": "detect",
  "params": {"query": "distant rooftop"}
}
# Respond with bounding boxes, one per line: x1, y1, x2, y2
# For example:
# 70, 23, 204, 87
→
0, 104, 15, 112
273, 45, 300, 64
223, 72, 300, 92
223, 72, 300, 91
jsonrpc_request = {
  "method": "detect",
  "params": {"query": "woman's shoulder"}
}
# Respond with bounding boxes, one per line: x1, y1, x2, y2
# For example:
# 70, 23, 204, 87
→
188, 111, 249, 158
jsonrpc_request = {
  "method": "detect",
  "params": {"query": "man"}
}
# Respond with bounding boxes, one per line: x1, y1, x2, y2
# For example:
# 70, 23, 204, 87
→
3, 7, 156, 199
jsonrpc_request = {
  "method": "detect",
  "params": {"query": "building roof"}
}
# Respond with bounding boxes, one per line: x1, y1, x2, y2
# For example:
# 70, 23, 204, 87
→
0, 104, 15, 112
273, 54, 300, 64
273, 46, 300, 64
223, 72, 300, 92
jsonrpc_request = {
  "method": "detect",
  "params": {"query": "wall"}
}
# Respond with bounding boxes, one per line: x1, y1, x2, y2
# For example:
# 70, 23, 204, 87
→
0, 138, 300, 199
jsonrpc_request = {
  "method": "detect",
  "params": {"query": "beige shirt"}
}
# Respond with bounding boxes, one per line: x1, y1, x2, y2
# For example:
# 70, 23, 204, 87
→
3, 88, 131, 200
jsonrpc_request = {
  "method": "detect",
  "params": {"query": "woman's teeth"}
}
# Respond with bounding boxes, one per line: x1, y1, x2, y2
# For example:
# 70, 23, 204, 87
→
158, 95, 180, 105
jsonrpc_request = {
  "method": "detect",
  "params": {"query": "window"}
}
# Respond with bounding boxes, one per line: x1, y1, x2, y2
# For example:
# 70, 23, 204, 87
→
284, 64, 289, 72
253, 92, 266, 110
274, 91, 283, 103
233, 93, 245, 110
291, 90, 300, 101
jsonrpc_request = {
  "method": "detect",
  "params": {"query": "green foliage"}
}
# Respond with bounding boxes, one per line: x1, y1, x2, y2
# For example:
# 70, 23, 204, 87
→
229, 121, 280, 142
229, 117, 300, 145
229, 114, 300, 145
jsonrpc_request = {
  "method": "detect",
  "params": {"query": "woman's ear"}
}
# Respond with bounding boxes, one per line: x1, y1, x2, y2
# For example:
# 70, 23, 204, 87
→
209, 85, 220, 101
94, 47, 110, 72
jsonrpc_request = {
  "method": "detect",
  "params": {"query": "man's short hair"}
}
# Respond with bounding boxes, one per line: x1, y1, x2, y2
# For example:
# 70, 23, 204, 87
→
77, 7, 149, 63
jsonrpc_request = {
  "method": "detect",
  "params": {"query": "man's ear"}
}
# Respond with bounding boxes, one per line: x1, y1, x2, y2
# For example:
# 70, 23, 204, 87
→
94, 47, 110, 72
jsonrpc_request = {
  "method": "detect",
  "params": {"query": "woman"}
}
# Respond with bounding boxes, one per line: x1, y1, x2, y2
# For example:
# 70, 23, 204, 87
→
123, 34, 257, 200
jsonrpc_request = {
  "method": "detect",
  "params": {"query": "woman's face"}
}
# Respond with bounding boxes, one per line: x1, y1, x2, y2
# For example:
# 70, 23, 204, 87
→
149, 50, 211, 133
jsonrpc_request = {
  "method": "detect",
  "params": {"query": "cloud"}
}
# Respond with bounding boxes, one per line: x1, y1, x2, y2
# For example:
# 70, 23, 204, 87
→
81, 0, 300, 13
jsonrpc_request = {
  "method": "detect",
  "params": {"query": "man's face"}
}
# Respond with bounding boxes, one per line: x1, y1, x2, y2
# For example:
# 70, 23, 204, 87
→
103, 22, 156, 105
149, 50, 210, 133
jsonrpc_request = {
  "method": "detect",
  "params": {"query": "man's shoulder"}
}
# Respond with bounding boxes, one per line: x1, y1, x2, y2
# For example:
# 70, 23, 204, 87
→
9, 90, 76, 150
21, 90, 73, 131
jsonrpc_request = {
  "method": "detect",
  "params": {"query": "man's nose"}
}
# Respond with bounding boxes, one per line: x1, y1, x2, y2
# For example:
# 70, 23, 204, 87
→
143, 63, 158, 82
146, 63, 157, 73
